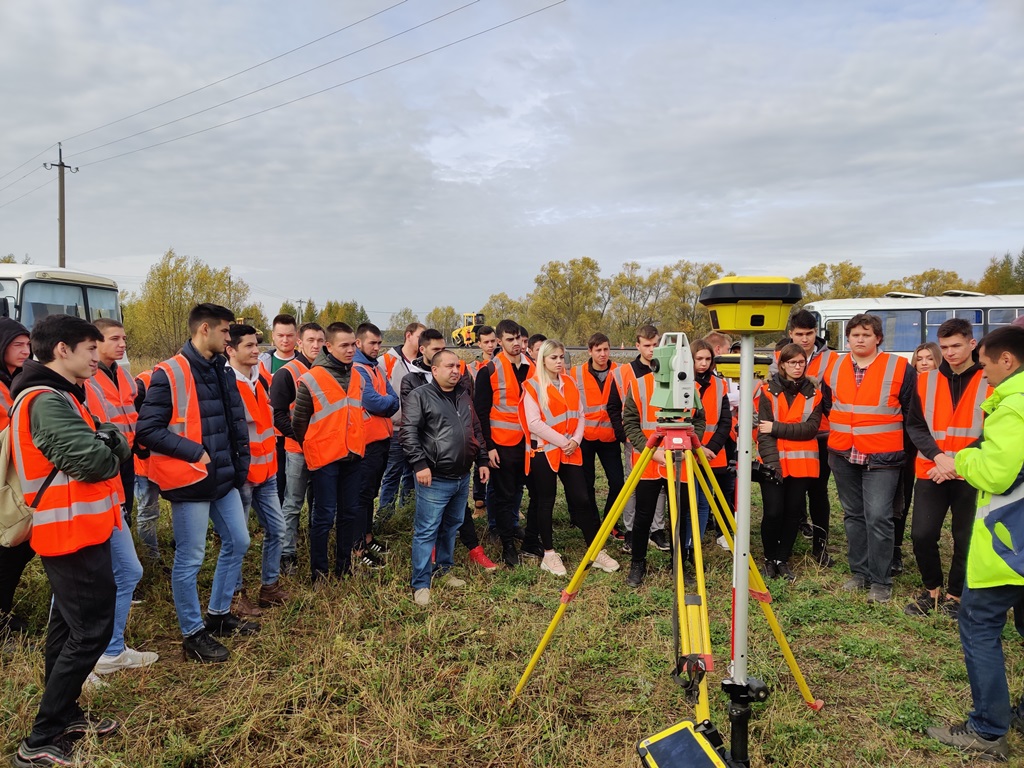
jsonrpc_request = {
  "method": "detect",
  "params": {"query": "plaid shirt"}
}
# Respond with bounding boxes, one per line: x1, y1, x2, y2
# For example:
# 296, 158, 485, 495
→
847, 360, 869, 465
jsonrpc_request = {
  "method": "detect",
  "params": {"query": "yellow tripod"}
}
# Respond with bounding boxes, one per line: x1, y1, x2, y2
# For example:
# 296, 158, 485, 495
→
511, 422, 822, 762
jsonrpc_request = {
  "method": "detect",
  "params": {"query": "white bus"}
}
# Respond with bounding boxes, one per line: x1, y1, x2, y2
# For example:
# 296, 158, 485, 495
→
0, 264, 122, 328
804, 292, 1024, 356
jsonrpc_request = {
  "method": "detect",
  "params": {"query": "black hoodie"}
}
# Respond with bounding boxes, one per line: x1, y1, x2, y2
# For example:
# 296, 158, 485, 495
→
905, 352, 985, 462
0, 317, 30, 393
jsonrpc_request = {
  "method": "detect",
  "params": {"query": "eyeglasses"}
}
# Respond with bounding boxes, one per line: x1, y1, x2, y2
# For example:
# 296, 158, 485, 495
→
782, 360, 807, 367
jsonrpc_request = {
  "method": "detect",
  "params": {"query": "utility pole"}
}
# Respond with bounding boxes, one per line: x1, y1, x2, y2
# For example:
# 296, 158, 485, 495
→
43, 142, 78, 268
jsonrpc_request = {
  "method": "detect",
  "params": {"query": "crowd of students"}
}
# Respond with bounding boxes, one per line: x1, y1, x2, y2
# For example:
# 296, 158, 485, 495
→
2, 303, 1024, 765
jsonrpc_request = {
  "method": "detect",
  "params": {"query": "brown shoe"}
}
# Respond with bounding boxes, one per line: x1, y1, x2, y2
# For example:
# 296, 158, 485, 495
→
231, 590, 263, 617
258, 581, 291, 607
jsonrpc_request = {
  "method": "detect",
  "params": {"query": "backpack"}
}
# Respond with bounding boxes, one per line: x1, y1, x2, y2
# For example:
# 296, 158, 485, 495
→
0, 386, 62, 548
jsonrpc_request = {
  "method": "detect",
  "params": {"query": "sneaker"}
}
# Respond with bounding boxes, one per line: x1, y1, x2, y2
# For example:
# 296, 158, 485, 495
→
205, 612, 260, 637
540, 551, 567, 577
904, 591, 940, 617
890, 552, 904, 576
513, 527, 525, 541
610, 526, 625, 541
414, 588, 431, 606
763, 559, 779, 579
520, 541, 544, 559
258, 581, 291, 607
63, 714, 120, 738
182, 630, 229, 663
626, 561, 646, 588
621, 531, 633, 555
502, 543, 520, 569
354, 549, 385, 569
82, 671, 108, 690
0, 611, 29, 635
716, 534, 730, 550
94, 647, 159, 675
775, 561, 796, 582
926, 722, 1008, 762
230, 590, 263, 617
366, 537, 389, 556
12, 738, 76, 768
799, 521, 813, 539
813, 546, 834, 568
940, 597, 961, 621
649, 530, 671, 552
866, 584, 892, 604
438, 572, 466, 588
467, 545, 497, 571
842, 574, 868, 591
591, 550, 620, 573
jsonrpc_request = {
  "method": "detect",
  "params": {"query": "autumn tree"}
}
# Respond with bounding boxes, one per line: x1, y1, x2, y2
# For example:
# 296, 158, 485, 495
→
480, 293, 527, 328
387, 307, 419, 333
527, 257, 610, 344
425, 305, 460, 341
298, 299, 318, 324
605, 261, 673, 345
793, 261, 866, 303
317, 300, 368, 328
658, 260, 724, 337
235, 302, 269, 338
278, 300, 298, 318
977, 248, 1024, 294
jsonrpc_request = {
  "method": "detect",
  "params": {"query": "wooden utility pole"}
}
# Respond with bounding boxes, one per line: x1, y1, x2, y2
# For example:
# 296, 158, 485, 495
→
44, 143, 78, 268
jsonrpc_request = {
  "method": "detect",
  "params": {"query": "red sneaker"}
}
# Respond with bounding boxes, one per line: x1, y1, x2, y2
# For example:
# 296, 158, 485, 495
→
467, 545, 498, 571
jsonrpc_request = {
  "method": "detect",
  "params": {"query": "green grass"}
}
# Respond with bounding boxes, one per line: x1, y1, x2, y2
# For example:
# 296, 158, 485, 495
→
2, 482, 1020, 767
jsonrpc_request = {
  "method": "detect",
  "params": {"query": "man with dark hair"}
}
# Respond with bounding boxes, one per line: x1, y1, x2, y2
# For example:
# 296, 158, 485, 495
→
828, 313, 915, 604
527, 334, 547, 361
926, 325, 1024, 761
474, 325, 497, 372
137, 303, 254, 663
259, 313, 298, 504
271, 321, 324, 574
292, 322, 367, 580
353, 322, 399, 561
904, 317, 989, 619
10, 314, 129, 766
379, 322, 426, 517
226, 324, 289, 615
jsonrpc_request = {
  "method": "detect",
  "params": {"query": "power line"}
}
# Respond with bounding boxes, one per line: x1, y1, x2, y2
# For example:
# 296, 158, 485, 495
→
79, 0, 567, 169
0, 165, 43, 195
0, 143, 56, 184
60, 0, 410, 147
67, 0, 480, 161
0, 176, 57, 210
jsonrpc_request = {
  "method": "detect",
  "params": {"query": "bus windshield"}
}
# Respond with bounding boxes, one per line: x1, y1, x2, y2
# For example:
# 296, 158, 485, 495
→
20, 281, 87, 328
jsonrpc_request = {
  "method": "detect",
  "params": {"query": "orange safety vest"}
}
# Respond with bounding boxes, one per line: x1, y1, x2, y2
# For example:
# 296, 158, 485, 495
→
84, 365, 138, 449
766, 388, 822, 478
12, 389, 122, 557
353, 361, 395, 444
383, 353, 402, 379
806, 348, 837, 434
133, 370, 153, 477
488, 354, 534, 447
627, 373, 669, 480
519, 375, 583, 473
612, 363, 639, 400
146, 355, 209, 491
698, 376, 729, 468
279, 358, 309, 454
914, 369, 991, 479
236, 373, 277, 485
0, 380, 13, 431
259, 354, 291, 436
295, 367, 365, 471
827, 353, 908, 455
571, 362, 618, 443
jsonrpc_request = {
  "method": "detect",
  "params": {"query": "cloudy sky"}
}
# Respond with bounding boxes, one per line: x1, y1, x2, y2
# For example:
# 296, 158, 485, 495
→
2, 0, 1023, 325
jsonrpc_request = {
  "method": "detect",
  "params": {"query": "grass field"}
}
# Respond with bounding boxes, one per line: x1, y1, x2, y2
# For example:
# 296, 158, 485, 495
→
3, 479, 1023, 767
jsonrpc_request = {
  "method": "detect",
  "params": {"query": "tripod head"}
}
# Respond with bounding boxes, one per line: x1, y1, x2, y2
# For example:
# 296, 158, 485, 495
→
649, 332, 696, 420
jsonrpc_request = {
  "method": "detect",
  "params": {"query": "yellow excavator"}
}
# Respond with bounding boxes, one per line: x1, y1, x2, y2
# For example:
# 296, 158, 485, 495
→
452, 312, 486, 347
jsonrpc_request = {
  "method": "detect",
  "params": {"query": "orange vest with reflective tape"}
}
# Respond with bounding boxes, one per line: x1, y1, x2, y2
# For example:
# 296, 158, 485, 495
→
519, 375, 582, 473
914, 369, 991, 479
296, 367, 365, 471
236, 374, 277, 485
827, 353, 908, 455
571, 362, 617, 442
133, 370, 153, 477
84, 366, 138, 450
353, 361, 394, 444
805, 348, 837, 434
0, 381, 12, 431
12, 389, 122, 557
383, 353, 400, 379
258, 354, 292, 436
628, 373, 669, 480
279, 359, 309, 454
767, 388, 822, 478
146, 355, 209, 491
488, 354, 534, 447
698, 376, 729, 468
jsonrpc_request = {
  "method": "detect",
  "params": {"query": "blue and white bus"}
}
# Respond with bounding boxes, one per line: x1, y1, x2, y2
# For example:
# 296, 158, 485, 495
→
0, 265, 122, 328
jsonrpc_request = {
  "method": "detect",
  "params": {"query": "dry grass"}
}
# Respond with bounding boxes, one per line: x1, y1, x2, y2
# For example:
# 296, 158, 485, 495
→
3, 484, 1023, 767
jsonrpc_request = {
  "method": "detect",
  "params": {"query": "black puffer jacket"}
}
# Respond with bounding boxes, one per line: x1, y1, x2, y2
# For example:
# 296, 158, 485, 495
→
401, 379, 486, 479
136, 341, 250, 502
757, 373, 823, 474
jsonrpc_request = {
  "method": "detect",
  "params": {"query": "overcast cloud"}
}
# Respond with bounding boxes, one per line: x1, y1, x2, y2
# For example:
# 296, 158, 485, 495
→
1, 0, 1022, 323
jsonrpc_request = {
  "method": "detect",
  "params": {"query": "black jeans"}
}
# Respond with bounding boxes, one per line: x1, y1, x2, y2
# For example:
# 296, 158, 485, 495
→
911, 477, 976, 597
760, 476, 811, 562
310, 458, 362, 579
275, 436, 287, 505
581, 438, 625, 520
892, 451, 916, 554
807, 436, 831, 550
28, 540, 115, 747
528, 459, 599, 550
632, 478, 691, 564
458, 495, 481, 549
491, 443, 526, 547
355, 438, 391, 543
118, 460, 135, 527
0, 540, 35, 616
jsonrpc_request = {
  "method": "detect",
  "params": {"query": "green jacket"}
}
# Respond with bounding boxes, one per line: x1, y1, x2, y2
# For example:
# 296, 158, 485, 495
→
956, 368, 1024, 589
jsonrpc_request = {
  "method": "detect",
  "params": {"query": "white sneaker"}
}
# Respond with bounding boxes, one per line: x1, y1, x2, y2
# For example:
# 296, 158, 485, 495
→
717, 535, 730, 550
540, 551, 567, 577
591, 550, 620, 573
94, 646, 160, 675
83, 671, 108, 690
414, 588, 431, 606
439, 573, 466, 588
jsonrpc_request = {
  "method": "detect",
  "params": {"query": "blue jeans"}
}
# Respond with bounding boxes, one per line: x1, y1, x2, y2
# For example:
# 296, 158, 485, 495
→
378, 435, 415, 514
170, 489, 250, 637
310, 459, 362, 580
960, 583, 1024, 739
104, 521, 143, 656
411, 474, 470, 590
829, 453, 901, 587
281, 451, 310, 559
237, 476, 286, 588
134, 474, 161, 560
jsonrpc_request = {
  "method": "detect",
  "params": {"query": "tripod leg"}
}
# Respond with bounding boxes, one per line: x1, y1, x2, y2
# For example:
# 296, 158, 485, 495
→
511, 445, 657, 702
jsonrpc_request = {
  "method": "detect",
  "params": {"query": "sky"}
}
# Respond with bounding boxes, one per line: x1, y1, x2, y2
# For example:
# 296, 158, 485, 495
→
1, 0, 1023, 326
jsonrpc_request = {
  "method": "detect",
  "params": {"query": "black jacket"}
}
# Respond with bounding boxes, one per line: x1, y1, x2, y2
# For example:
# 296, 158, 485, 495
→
136, 341, 250, 502
270, 352, 313, 440
0, 317, 29, 394
757, 373, 823, 472
905, 355, 984, 462
401, 379, 487, 479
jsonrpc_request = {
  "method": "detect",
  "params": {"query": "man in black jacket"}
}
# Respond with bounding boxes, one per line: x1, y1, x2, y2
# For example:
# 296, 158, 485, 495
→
136, 304, 253, 664
402, 350, 489, 606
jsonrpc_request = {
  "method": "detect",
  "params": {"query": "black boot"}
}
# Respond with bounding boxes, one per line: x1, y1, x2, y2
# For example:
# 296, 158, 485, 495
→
626, 561, 647, 588
502, 543, 520, 569
813, 539, 834, 568
205, 612, 260, 637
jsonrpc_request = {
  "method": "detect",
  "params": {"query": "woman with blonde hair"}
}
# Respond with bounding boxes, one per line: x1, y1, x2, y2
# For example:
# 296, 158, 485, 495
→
520, 340, 619, 577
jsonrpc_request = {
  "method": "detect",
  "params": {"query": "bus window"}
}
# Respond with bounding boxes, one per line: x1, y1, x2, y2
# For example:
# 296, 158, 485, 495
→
925, 308, 984, 342
874, 309, 923, 353
824, 320, 845, 351
20, 281, 86, 328
0, 280, 16, 317
988, 308, 1024, 328
87, 286, 121, 321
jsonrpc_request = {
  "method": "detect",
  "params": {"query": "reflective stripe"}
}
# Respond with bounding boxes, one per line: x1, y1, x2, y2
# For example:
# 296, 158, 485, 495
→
162, 356, 192, 437
303, 376, 355, 425
777, 450, 818, 461
12, 390, 78, 494
32, 493, 123, 526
